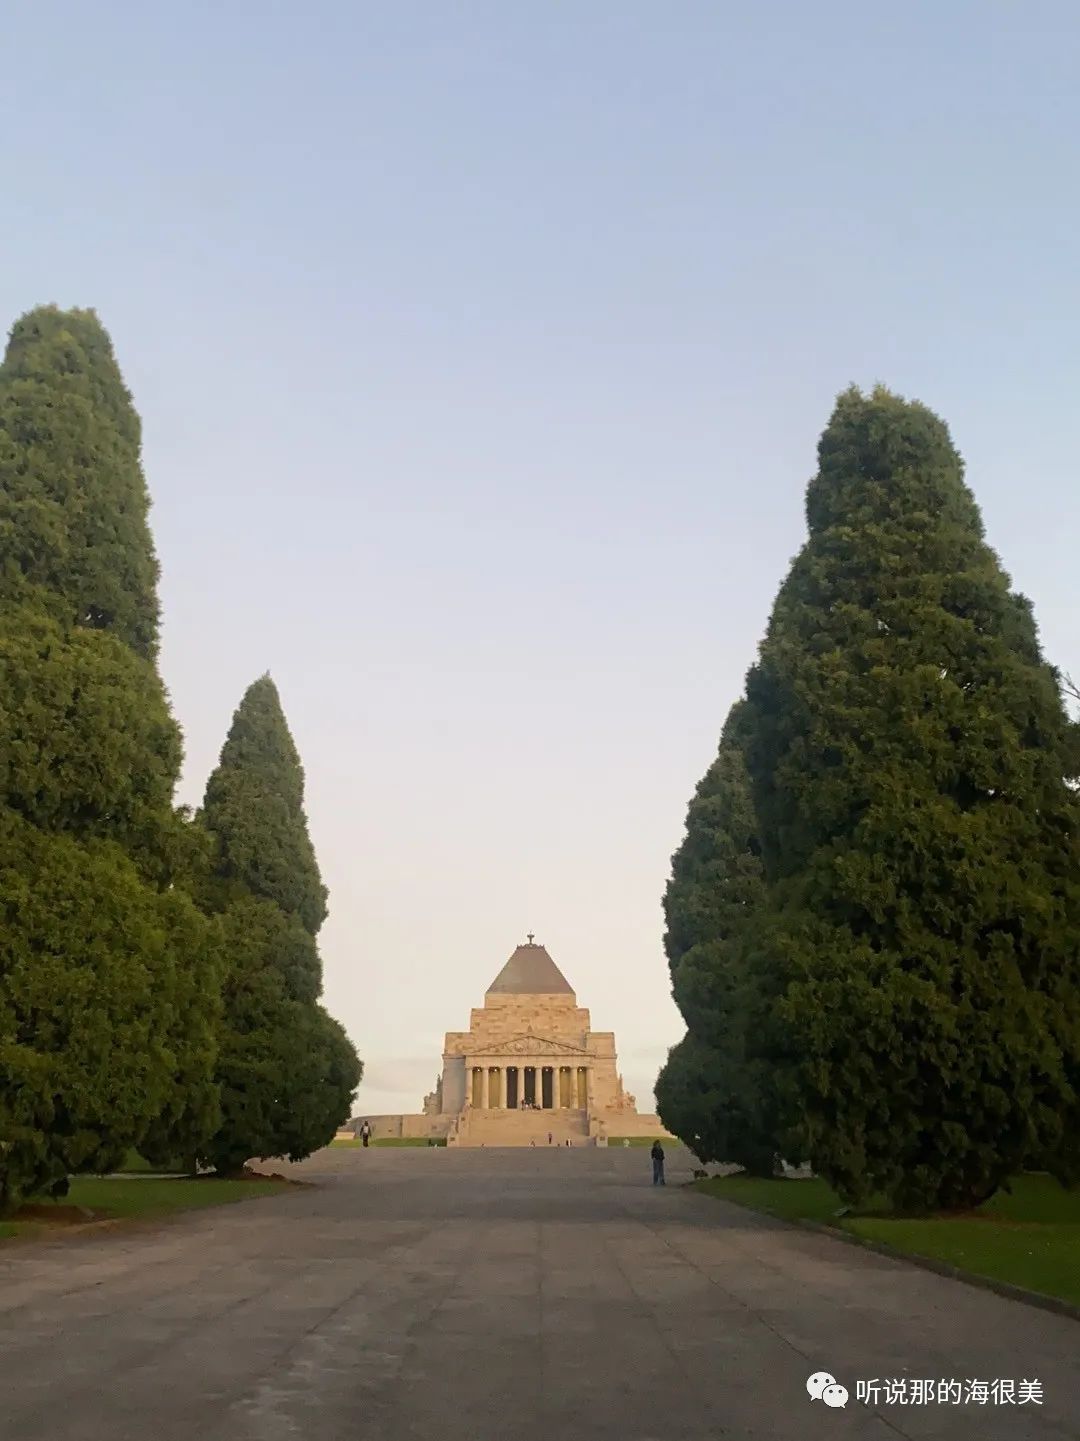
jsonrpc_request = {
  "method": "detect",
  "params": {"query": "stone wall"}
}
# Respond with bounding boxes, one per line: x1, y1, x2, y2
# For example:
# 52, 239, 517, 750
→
442, 1055, 467, 1113
591, 1112, 671, 1139
445, 993, 593, 1051
352, 1113, 453, 1140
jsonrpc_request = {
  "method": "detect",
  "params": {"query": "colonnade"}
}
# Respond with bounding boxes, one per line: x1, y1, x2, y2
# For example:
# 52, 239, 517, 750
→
469, 1063, 590, 1110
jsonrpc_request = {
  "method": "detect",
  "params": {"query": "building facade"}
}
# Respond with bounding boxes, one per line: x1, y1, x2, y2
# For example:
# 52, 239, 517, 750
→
357, 938, 668, 1147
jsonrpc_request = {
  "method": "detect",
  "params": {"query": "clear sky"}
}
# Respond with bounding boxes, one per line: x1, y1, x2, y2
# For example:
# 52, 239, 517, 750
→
4, 2, 1080, 1115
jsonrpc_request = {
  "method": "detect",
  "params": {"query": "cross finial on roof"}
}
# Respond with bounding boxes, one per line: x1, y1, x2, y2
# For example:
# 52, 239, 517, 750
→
527, 932, 535, 945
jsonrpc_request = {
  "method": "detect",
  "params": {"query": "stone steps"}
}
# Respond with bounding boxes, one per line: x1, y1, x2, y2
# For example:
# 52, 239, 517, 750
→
456, 1108, 589, 1147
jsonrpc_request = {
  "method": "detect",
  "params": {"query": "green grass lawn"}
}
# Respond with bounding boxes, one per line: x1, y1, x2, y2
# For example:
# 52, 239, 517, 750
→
67, 1175, 289, 1218
609, 1135, 676, 1146
696, 1172, 1080, 1309
2, 1174, 289, 1241
331, 1135, 446, 1147
377, 1136, 446, 1147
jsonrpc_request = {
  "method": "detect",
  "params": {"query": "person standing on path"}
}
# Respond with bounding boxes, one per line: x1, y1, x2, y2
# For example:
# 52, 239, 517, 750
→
650, 1139, 665, 1186
360, 1121, 371, 1148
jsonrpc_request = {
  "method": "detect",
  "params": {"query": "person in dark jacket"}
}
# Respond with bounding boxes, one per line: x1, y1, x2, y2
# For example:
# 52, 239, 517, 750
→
651, 1140, 665, 1186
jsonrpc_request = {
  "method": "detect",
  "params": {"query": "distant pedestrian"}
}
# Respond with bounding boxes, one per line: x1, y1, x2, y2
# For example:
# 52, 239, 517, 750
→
650, 1140, 665, 1186
548, 1132, 553, 1145
360, 1121, 371, 1148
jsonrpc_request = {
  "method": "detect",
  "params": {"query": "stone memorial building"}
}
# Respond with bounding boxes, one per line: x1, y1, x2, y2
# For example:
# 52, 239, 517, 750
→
357, 937, 668, 1147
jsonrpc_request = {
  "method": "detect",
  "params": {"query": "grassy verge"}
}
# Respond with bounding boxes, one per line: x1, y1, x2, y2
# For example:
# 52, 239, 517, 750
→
609, 1135, 676, 1146
696, 1173, 1080, 1309
68, 1176, 289, 1217
331, 1135, 446, 1147
2, 1174, 289, 1241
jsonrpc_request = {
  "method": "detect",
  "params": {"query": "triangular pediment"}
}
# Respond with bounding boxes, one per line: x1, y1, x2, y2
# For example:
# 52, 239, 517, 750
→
477, 1032, 591, 1059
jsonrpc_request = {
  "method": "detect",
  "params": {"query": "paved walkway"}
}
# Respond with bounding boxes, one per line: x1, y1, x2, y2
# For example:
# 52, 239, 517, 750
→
0, 1145, 1077, 1440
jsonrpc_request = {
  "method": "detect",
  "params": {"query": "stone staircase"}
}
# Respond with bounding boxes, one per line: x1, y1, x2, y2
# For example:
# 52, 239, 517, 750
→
453, 1108, 590, 1148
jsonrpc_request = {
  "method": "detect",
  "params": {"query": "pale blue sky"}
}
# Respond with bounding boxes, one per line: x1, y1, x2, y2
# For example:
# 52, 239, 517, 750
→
4, 2, 1080, 1113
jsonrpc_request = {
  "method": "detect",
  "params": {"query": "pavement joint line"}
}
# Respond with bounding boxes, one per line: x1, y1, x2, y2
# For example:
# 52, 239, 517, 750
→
223, 1229, 463, 1433
602, 1203, 732, 1434
6, 1147, 1079, 1438
630, 1193, 922, 1441
0, 1227, 243, 1320
0, 1258, 301, 1438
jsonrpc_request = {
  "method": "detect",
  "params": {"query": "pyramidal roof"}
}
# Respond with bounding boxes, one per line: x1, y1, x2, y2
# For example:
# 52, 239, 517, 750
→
487, 938, 574, 996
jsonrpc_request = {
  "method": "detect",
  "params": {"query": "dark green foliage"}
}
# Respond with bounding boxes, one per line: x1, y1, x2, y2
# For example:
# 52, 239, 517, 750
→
0, 306, 220, 1209
663, 703, 764, 994
742, 386, 1080, 1212
655, 1033, 724, 1164
0, 813, 210, 1207
0, 610, 181, 874
656, 1032, 743, 1168
269, 1006, 363, 1164
203, 675, 327, 936
0, 306, 159, 659
139, 903, 224, 1177
200, 679, 361, 1173
655, 704, 783, 1174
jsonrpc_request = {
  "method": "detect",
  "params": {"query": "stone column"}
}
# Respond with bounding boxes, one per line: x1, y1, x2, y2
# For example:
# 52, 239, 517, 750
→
480, 1066, 489, 1110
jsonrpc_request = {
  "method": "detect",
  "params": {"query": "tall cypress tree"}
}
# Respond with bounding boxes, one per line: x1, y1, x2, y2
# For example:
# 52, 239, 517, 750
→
0, 307, 159, 657
655, 702, 782, 1172
0, 306, 219, 1207
743, 385, 1080, 1211
199, 676, 361, 1173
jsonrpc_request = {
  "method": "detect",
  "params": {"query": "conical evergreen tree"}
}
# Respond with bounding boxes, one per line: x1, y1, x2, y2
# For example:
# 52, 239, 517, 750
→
0, 306, 159, 657
655, 702, 782, 1173
743, 385, 1080, 1211
199, 676, 361, 1173
0, 306, 219, 1208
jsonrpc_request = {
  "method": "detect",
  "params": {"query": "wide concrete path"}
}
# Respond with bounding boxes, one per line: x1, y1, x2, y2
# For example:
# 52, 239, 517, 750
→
0, 1145, 1077, 1441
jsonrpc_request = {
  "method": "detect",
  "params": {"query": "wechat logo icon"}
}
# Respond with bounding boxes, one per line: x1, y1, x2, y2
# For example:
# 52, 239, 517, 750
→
807, 1372, 849, 1409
